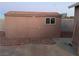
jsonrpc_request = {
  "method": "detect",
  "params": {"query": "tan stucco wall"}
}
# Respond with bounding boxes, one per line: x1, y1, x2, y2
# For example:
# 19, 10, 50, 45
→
61, 19, 74, 32
5, 16, 61, 39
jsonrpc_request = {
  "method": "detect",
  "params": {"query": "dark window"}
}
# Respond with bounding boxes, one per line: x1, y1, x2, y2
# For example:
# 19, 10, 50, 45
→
51, 18, 55, 24
46, 17, 56, 24
46, 18, 50, 24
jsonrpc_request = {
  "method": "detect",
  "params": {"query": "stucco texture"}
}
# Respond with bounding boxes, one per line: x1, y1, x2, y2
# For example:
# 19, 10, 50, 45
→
5, 11, 61, 39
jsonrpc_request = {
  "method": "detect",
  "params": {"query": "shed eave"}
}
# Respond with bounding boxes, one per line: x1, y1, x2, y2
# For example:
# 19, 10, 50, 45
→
5, 11, 60, 17
68, 2, 79, 8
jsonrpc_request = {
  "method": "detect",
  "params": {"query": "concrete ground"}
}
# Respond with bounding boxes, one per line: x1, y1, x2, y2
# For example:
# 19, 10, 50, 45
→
0, 38, 75, 56
0, 31, 75, 56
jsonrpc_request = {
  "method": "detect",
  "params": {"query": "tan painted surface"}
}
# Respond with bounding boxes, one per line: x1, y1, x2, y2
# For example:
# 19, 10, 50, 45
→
72, 6, 79, 55
5, 11, 61, 39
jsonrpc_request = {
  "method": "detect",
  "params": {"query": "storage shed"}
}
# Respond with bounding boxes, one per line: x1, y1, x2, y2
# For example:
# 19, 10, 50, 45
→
5, 11, 61, 40
69, 2, 79, 55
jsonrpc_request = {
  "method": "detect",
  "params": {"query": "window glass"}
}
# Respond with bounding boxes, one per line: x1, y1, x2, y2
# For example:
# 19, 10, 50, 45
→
46, 18, 50, 24
51, 18, 55, 24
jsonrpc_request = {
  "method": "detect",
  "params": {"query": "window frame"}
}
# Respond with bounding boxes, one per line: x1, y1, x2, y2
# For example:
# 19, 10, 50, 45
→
45, 17, 56, 25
